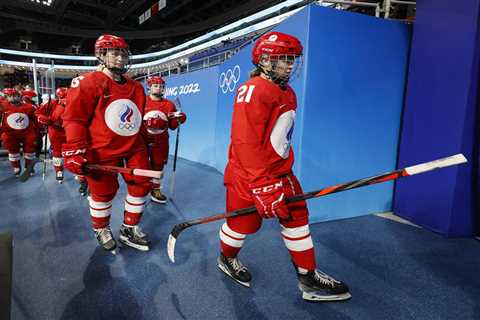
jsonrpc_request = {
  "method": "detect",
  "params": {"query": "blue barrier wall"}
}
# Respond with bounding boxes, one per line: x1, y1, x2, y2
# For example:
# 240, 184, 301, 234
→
163, 67, 219, 167
393, 0, 480, 237
299, 7, 410, 222
160, 5, 411, 223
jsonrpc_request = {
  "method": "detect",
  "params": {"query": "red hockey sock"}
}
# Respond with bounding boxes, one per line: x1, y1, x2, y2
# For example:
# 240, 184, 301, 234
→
219, 222, 247, 258
281, 225, 316, 270
123, 194, 147, 226
88, 197, 112, 229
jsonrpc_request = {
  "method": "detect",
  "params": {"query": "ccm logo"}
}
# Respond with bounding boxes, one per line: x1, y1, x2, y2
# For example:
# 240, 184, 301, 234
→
62, 149, 86, 156
252, 182, 282, 194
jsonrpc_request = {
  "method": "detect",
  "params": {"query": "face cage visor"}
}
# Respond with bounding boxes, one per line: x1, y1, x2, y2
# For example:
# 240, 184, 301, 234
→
96, 48, 131, 76
6, 93, 21, 104
258, 54, 303, 86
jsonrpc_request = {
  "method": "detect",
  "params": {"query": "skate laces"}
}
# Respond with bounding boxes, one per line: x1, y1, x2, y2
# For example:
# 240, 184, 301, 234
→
314, 270, 339, 287
228, 257, 247, 273
132, 225, 146, 238
96, 227, 113, 243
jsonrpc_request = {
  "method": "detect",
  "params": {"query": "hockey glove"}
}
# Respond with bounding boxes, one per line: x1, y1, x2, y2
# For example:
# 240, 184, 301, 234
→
62, 142, 88, 175
145, 117, 168, 130
249, 179, 290, 220
37, 114, 51, 126
168, 111, 186, 129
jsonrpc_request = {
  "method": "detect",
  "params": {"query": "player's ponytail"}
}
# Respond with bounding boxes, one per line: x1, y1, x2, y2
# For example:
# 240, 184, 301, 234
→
249, 67, 262, 78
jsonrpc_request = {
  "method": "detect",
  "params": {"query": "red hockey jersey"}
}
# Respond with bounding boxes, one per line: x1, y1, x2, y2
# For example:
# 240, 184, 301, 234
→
62, 71, 146, 161
36, 98, 65, 137
224, 76, 297, 186
142, 96, 177, 143
0, 100, 37, 136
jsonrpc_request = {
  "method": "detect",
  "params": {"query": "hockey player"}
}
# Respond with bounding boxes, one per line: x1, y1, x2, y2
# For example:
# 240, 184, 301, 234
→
35, 87, 67, 183
217, 32, 351, 302
142, 76, 186, 203
21, 87, 38, 105
62, 34, 152, 252
0, 88, 38, 176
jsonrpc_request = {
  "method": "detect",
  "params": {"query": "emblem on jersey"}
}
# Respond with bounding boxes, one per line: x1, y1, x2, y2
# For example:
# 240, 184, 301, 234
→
219, 65, 241, 94
143, 110, 168, 135
104, 99, 141, 136
270, 110, 295, 159
6, 113, 29, 130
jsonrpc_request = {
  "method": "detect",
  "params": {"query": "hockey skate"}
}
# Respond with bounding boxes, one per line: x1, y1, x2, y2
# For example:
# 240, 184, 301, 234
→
56, 171, 64, 184
297, 269, 351, 302
119, 224, 150, 251
94, 227, 117, 254
217, 253, 252, 287
13, 167, 21, 177
78, 181, 88, 196
150, 188, 167, 204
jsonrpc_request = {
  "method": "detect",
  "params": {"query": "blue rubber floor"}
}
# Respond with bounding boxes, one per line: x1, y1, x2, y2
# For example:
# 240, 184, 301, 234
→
0, 157, 479, 320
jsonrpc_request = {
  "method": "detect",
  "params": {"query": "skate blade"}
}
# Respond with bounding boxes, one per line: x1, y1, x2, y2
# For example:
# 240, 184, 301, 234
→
302, 291, 351, 302
119, 237, 150, 251
217, 263, 251, 288
150, 196, 167, 204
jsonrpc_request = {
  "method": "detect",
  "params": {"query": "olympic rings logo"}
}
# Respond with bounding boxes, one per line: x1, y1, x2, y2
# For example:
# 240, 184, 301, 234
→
118, 123, 136, 130
219, 65, 241, 94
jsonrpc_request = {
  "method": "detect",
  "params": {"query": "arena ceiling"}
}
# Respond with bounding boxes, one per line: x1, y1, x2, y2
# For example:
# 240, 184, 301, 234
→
0, 0, 286, 55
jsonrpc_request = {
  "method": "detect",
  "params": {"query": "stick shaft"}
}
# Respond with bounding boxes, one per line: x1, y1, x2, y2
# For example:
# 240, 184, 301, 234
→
86, 164, 161, 179
171, 154, 467, 236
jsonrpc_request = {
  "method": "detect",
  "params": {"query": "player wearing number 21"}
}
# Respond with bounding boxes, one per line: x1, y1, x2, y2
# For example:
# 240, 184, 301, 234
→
217, 31, 351, 302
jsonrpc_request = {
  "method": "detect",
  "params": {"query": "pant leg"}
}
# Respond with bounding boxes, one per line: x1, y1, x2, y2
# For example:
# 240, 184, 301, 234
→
278, 173, 316, 271
2, 133, 21, 170
85, 159, 120, 229
219, 183, 263, 258
121, 149, 152, 226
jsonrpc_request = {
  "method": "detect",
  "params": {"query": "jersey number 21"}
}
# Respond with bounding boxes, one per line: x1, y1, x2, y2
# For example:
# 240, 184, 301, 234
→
236, 85, 255, 103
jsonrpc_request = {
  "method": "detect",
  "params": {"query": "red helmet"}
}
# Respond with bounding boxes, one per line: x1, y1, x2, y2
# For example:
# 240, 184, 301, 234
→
95, 34, 129, 54
147, 76, 165, 87
3, 88, 18, 96
56, 87, 68, 99
21, 88, 37, 98
252, 32, 303, 65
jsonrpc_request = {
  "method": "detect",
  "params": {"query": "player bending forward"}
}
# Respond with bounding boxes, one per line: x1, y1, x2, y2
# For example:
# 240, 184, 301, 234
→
217, 32, 351, 302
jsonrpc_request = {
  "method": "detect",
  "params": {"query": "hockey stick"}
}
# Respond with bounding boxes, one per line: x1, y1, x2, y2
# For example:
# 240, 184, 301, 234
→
42, 95, 52, 181
85, 164, 162, 179
169, 97, 182, 198
19, 158, 39, 182
167, 153, 467, 262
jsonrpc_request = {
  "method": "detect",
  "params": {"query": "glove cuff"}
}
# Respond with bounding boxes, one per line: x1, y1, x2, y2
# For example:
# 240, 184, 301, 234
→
62, 142, 88, 157
249, 178, 283, 195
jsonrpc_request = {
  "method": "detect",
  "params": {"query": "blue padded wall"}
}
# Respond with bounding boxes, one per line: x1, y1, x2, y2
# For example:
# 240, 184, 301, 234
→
299, 6, 410, 222
393, 0, 480, 237
163, 67, 219, 167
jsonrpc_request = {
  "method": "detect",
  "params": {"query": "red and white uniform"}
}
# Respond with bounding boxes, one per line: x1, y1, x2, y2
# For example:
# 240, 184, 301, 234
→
220, 76, 316, 270
36, 98, 66, 172
63, 71, 151, 229
0, 100, 38, 170
141, 96, 179, 188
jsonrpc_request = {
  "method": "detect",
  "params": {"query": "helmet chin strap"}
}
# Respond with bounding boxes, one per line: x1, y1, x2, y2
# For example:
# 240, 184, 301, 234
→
97, 56, 127, 76
258, 63, 289, 88
151, 92, 163, 98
